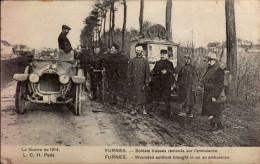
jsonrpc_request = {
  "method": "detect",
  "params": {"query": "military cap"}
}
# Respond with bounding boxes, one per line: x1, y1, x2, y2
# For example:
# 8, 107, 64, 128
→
135, 43, 144, 50
112, 43, 119, 51
62, 25, 71, 30
160, 49, 168, 54
93, 44, 101, 48
183, 55, 191, 59
207, 52, 218, 60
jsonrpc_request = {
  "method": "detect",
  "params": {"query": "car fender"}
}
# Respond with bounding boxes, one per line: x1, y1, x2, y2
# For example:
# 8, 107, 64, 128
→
13, 74, 29, 81
71, 76, 85, 84
13, 66, 29, 81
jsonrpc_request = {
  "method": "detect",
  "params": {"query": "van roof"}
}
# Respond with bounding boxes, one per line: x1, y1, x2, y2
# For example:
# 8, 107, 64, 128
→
130, 37, 179, 46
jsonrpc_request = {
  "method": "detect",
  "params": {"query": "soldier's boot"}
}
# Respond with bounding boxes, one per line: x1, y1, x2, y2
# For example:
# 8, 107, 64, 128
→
130, 106, 137, 115
216, 116, 224, 130
165, 103, 172, 116
213, 118, 224, 134
152, 102, 159, 111
209, 118, 218, 131
109, 95, 117, 106
91, 91, 97, 101
178, 103, 187, 116
123, 98, 128, 107
187, 105, 194, 118
142, 105, 147, 115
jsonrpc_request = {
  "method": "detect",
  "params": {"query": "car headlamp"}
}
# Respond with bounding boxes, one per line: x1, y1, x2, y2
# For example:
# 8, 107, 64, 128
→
59, 75, 70, 84
29, 73, 39, 83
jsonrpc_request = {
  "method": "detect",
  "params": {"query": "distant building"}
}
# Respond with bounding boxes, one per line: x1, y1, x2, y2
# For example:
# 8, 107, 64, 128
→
247, 45, 260, 53
1, 40, 13, 60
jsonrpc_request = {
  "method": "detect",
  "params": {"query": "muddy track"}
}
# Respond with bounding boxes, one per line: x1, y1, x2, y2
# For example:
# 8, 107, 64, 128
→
1, 80, 260, 146
104, 97, 260, 147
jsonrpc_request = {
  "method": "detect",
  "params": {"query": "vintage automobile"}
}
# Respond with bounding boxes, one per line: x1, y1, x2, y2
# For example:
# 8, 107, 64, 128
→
13, 48, 85, 115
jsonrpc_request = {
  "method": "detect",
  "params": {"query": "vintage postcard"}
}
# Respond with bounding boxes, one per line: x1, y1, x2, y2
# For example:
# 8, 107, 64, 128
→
1, 0, 260, 163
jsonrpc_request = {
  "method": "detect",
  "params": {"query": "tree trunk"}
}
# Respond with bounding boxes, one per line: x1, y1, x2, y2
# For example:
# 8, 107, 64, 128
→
103, 11, 107, 46
109, 7, 112, 47
111, 1, 115, 45
122, 0, 127, 50
225, 0, 238, 101
98, 15, 103, 42
165, 0, 172, 41
139, 0, 144, 35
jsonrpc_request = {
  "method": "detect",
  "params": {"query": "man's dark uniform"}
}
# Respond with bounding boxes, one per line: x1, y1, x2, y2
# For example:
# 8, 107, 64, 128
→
177, 58, 198, 116
152, 57, 175, 111
89, 50, 107, 100
107, 51, 129, 103
58, 25, 72, 53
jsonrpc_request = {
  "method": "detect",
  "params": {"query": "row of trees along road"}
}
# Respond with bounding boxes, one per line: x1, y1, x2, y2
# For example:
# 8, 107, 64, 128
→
80, 0, 173, 49
80, 0, 238, 102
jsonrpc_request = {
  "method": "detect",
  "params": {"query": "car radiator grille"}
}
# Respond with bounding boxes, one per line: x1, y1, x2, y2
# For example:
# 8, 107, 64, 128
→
39, 73, 61, 92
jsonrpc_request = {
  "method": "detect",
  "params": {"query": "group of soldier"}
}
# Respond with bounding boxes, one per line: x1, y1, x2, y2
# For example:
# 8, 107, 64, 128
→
82, 43, 174, 115
59, 25, 228, 132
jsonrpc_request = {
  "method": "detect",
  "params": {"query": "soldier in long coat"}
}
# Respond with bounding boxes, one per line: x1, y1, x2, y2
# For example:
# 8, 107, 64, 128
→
152, 50, 175, 114
127, 44, 150, 115
112, 51, 129, 104
201, 52, 225, 131
106, 44, 128, 105
177, 55, 198, 117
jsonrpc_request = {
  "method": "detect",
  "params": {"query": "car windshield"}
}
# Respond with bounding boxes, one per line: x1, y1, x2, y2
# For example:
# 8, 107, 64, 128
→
34, 49, 75, 62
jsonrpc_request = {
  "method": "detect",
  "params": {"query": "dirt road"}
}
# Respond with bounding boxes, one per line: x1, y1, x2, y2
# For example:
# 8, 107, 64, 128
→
1, 80, 260, 146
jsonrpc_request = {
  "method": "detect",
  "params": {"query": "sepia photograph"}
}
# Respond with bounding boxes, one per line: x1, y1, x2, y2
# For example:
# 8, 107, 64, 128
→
1, 0, 260, 163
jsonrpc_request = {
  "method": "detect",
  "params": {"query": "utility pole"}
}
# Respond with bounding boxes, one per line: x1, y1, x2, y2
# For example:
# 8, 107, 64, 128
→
225, 0, 238, 101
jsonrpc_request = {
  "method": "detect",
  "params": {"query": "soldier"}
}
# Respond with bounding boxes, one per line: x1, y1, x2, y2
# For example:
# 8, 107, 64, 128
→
200, 52, 225, 132
107, 45, 129, 105
177, 55, 198, 118
58, 25, 73, 54
89, 45, 106, 101
152, 49, 175, 115
106, 43, 120, 105
127, 44, 150, 115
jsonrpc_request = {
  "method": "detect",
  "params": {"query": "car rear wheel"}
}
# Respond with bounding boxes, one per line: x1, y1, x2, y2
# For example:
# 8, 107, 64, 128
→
74, 84, 83, 116
15, 81, 27, 114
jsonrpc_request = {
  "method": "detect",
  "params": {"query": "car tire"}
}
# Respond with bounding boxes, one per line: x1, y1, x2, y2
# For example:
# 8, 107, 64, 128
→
15, 81, 27, 114
74, 83, 83, 116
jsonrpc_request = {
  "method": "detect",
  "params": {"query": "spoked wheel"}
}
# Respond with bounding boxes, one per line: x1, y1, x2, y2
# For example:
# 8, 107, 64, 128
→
74, 84, 83, 116
15, 81, 28, 114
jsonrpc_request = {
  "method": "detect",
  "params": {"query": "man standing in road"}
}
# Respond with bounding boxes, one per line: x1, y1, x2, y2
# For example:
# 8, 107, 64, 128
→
89, 45, 106, 101
200, 52, 225, 133
127, 44, 150, 115
177, 55, 198, 118
58, 25, 73, 54
106, 43, 120, 105
107, 44, 128, 105
152, 49, 175, 115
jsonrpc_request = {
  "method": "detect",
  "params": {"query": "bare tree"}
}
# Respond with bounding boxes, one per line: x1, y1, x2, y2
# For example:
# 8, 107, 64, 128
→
109, 3, 112, 47
103, 10, 107, 44
225, 0, 238, 100
165, 0, 172, 41
122, 0, 127, 50
108, 0, 117, 47
139, 0, 144, 35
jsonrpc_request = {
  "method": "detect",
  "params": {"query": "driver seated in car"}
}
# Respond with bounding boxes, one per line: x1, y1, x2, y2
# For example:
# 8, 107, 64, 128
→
58, 25, 75, 60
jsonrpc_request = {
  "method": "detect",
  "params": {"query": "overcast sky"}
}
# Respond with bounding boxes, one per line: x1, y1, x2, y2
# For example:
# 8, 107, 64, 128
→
1, 0, 260, 49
